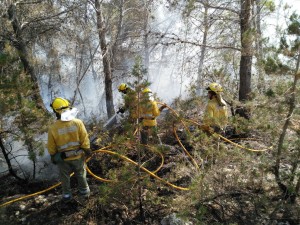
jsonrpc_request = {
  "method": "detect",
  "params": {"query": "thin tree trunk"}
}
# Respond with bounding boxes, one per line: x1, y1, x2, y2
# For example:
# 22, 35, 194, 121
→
295, 175, 300, 197
196, 4, 208, 96
95, 0, 115, 118
0, 134, 25, 182
7, 4, 47, 112
274, 49, 300, 201
143, 1, 150, 77
254, 0, 265, 91
136, 67, 145, 222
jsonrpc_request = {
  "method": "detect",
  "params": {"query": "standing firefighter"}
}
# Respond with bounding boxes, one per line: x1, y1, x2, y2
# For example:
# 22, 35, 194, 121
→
47, 97, 92, 202
117, 83, 138, 122
139, 88, 166, 145
202, 82, 228, 134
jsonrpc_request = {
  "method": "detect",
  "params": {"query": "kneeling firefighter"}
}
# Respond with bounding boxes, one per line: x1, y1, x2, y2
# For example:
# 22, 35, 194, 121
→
47, 97, 92, 202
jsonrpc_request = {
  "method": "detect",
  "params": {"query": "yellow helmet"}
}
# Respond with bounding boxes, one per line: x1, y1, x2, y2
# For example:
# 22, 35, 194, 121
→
142, 87, 152, 93
50, 97, 70, 113
118, 83, 128, 92
207, 82, 223, 93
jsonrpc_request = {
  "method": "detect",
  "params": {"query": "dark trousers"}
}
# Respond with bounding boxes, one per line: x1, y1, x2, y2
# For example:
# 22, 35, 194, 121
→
140, 126, 161, 145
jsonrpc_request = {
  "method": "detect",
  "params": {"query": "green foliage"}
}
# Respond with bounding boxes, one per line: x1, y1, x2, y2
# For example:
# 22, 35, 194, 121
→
97, 183, 113, 205
0, 42, 50, 179
28, 149, 37, 161
288, 13, 300, 35
279, 36, 289, 50
264, 0, 276, 12
265, 88, 275, 97
263, 55, 290, 74
242, 28, 256, 44
166, 72, 300, 222
131, 56, 148, 82
183, 0, 196, 17
0, 52, 10, 66
263, 12, 299, 76
263, 56, 278, 73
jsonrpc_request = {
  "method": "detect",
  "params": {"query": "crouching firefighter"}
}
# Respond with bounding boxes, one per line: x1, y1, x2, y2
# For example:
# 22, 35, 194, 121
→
47, 97, 92, 202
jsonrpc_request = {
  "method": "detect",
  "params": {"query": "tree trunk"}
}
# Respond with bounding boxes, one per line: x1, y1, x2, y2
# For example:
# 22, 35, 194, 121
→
143, 1, 150, 77
274, 51, 300, 202
196, 4, 209, 95
95, 0, 115, 118
0, 133, 25, 182
236, 0, 254, 119
111, 0, 124, 71
254, 0, 265, 91
7, 4, 47, 112
239, 0, 253, 101
239, 55, 252, 101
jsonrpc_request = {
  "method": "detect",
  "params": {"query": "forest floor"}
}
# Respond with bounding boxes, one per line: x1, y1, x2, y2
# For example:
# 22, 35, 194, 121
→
1, 125, 300, 225
0, 167, 173, 225
0, 135, 195, 225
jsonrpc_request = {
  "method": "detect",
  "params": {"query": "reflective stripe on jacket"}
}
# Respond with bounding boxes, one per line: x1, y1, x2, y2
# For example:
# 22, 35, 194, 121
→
47, 118, 90, 161
140, 100, 160, 127
203, 97, 228, 128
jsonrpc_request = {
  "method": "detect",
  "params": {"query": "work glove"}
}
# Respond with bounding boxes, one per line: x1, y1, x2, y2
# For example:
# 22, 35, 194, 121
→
51, 152, 64, 165
117, 107, 125, 114
159, 104, 167, 111
51, 155, 56, 165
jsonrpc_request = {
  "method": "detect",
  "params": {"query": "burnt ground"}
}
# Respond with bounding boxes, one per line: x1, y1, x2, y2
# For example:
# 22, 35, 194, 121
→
0, 170, 171, 225
1, 129, 300, 225
0, 142, 191, 225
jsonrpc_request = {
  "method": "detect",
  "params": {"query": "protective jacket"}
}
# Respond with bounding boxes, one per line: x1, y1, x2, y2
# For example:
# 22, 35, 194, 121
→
47, 118, 90, 161
139, 100, 160, 127
203, 96, 228, 129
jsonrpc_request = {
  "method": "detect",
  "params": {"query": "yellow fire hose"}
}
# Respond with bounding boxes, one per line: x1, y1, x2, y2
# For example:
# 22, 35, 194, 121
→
185, 118, 272, 152
158, 102, 191, 136
0, 144, 188, 208
0, 176, 69, 208
172, 125, 201, 170
90, 149, 189, 191
0, 102, 271, 208
85, 143, 165, 183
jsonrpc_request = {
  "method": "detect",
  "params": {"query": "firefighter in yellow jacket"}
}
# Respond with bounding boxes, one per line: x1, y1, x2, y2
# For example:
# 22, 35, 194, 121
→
139, 88, 166, 145
117, 83, 138, 122
202, 82, 228, 134
47, 97, 92, 202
